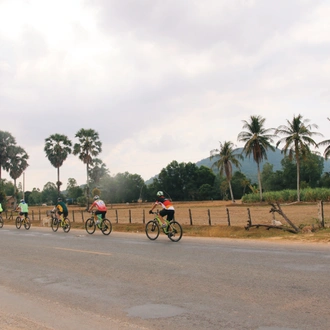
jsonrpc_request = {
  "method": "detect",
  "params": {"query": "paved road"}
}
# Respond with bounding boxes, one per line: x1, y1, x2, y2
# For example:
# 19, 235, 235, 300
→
0, 226, 329, 330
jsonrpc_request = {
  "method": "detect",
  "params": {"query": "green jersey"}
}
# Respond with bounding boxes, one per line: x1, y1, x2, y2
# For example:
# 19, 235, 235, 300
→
18, 202, 28, 213
0, 203, 3, 212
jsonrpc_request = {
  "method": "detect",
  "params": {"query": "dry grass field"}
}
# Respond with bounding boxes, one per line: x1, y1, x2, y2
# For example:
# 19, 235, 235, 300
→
2, 200, 330, 242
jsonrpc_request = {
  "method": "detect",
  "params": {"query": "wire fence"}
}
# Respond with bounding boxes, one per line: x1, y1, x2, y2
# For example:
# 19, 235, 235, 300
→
2, 201, 329, 228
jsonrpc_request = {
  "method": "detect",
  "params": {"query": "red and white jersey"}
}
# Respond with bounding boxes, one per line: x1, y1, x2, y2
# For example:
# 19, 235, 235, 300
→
155, 197, 175, 210
91, 199, 107, 211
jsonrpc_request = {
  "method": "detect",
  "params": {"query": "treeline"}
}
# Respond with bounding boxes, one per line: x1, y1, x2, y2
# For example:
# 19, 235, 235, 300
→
1, 114, 330, 209
1, 149, 330, 208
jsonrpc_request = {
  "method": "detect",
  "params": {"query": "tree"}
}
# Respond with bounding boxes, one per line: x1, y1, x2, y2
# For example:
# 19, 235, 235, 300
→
318, 118, 330, 159
275, 114, 321, 201
210, 141, 243, 202
41, 182, 58, 205
0, 131, 16, 180
66, 178, 83, 203
89, 158, 109, 185
73, 129, 102, 209
237, 115, 276, 201
6, 145, 29, 206
44, 134, 72, 196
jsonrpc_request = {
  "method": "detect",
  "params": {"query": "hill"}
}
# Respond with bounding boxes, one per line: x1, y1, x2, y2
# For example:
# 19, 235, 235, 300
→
146, 148, 330, 184
196, 147, 330, 183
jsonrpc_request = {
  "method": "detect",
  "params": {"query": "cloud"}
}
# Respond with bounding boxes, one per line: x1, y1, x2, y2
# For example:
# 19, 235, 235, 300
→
1, 0, 330, 190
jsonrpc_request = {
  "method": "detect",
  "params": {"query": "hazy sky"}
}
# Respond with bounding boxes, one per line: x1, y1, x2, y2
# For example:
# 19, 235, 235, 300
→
1, 0, 330, 191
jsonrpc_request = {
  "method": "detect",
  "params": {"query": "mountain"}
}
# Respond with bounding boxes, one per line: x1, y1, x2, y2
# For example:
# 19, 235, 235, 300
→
196, 147, 330, 183
146, 148, 330, 184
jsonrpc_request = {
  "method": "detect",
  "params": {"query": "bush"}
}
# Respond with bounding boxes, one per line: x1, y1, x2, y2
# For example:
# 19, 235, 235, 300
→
242, 188, 330, 203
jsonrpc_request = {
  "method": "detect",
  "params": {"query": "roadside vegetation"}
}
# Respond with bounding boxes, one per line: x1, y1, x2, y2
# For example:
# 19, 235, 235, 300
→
1, 114, 330, 242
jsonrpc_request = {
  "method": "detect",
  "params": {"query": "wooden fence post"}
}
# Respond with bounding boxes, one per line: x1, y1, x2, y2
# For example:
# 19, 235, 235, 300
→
207, 209, 211, 226
142, 209, 145, 224
226, 208, 231, 226
247, 208, 252, 226
189, 209, 193, 225
115, 210, 118, 223
129, 210, 131, 223
81, 211, 84, 223
38, 209, 41, 221
32, 210, 34, 221
72, 210, 75, 222
319, 201, 324, 228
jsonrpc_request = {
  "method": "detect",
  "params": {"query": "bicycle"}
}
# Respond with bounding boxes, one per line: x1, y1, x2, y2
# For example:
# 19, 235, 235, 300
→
0, 214, 3, 228
85, 211, 112, 235
50, 211, 71, 233
15, 212, 31, 230
146, 211, 183, 242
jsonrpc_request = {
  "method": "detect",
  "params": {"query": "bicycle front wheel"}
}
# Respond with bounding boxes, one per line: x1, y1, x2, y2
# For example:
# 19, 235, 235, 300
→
0, 216, 3, 228
62, 218, 71, 233
85, 218, 96, 234
167, 220, 183, 242
24, 217, 31, 230
15, 216, 22, 229
145, 220, 160, 240
100, 219, 112, 236
51, 218, 59, 232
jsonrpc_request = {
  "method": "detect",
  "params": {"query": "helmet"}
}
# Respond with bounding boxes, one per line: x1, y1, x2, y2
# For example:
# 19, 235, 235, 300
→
57, 198, 62, 202
20, 199, 24, 203
156, 191, 163, 197
94, 195, 99, 200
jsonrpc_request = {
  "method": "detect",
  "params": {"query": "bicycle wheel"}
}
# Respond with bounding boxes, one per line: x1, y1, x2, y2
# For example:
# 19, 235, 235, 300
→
100, 219, 112, 236
24, 217, 31, 230
0, 216, 3, 228
51, 217, 59, 232
145, 220, 160, 240
167, 220, 183, 242
85, 218, 96, 234
62, 218, 71, 233
15, 216, 22, 229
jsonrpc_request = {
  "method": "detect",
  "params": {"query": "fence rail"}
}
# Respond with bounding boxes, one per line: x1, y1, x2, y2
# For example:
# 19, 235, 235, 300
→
2, 201, 329, 228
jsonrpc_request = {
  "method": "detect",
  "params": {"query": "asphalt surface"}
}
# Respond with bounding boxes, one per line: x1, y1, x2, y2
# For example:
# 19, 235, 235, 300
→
0, 225, 330, 330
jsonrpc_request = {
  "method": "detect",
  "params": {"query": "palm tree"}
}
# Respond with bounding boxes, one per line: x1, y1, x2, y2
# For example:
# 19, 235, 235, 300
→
73, 129, 102, 209
237, 115, 276, 201
318, 117, 330, 159
275, 114, 321, 202
6, 145, 29, 206
0, 131, 16, 180
44, 134, 72, 196
210, 141, 243, 202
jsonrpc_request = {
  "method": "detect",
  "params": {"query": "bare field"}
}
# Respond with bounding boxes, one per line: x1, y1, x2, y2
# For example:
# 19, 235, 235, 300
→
9, 200, 329, 227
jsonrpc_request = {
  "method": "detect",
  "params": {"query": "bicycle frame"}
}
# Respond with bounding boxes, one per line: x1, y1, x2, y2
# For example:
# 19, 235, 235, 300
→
152, 211, 170, 233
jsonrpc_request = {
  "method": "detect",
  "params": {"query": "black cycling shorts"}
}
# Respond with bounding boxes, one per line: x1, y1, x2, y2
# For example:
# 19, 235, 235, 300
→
159, 209, 174, 221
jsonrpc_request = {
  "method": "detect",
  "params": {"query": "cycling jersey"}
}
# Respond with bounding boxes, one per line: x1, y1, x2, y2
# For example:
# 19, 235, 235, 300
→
90, 199, 107, 211
154, 197, 175, 210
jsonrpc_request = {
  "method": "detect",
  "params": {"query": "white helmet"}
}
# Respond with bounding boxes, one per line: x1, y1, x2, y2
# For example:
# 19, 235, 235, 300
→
94, 195, 100, 200
156, 191, 163, 197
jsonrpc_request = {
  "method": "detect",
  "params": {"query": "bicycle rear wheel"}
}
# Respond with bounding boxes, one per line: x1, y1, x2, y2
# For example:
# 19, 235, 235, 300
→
145, 220, 160, 240
15, 216, 22, 229
0, 216, 3, 228
85, 218, 96, 234
62, 218, 71, 233
51, 217, 59, 232
24, 217, 31, 230
100, 219, 112, 235
167, 220, 182, 242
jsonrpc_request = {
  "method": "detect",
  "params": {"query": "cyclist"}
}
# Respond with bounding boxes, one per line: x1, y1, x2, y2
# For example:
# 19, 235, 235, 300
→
53, 198, 68, 222
0, 201, 3, 214
149, 191, 175, 228
16, 199, 29, 219
88, 195, 107, 227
